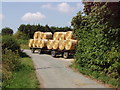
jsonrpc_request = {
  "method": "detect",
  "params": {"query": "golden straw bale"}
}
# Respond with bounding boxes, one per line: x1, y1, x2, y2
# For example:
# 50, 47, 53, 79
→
65, 40, 77, 50
33, 39, 38, 47
42, 32, 52, 39
47, 40, 55, 49
39, 39, 48, 48
36, 39, 42, 47
53, 40, 59, 50
53, 32, 65, 40
33, 31, 41, 39
59, 40, 66, 50
38, 32, 44, 39
65, 31, 74, 40
59, 32, 66, 40
28, 39, 34, 47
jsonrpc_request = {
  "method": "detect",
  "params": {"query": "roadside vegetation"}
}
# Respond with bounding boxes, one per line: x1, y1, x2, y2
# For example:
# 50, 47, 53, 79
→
2, 32, 39, 88
5, 54, 39, 88
71, 2, 120, 87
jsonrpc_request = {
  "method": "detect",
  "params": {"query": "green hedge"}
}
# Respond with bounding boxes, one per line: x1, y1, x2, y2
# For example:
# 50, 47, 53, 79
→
71, 11, 120, 87
2, 35, 20, 52
2, 49, 21, 87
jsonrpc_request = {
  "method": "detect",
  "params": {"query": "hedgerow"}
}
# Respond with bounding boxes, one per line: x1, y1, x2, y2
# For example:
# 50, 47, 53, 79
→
71, 2, 120, 87
2, 35, 20, 52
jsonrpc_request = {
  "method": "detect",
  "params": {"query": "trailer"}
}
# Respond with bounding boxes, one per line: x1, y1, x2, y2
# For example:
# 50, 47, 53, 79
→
30, 47, 75, 59
30, 47, 50, 54
51, 49, 75, 59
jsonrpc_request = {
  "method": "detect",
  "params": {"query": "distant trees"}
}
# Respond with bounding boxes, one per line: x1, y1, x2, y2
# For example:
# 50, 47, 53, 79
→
18, 24, 72, 38
2, 27, 13, 35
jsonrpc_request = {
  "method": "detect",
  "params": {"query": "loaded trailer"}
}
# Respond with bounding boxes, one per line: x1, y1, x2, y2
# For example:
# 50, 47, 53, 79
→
30, 47, 75, 59
29, 31, 77, 59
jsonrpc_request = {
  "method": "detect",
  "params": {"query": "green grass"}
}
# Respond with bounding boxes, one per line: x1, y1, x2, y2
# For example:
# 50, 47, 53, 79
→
70, 63, 120, 88
5, 56, 39, 88
20, 44, 29, 49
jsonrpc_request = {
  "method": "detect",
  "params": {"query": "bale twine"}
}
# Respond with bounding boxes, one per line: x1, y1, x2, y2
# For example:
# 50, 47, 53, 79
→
28, 39, 34, 47
42, 32, 52, 39
65, 40, 78, 50
59, 40, 66, 50
65, 31, 74, 40
33, 39, 38, 47
47, 40, 55, 49
59, 32, 66, 40
53, 40, 59, 50
39, 39, 48, 48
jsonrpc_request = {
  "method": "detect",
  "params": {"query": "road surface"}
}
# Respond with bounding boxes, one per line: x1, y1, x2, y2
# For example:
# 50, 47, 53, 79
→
24, 49, 108, 88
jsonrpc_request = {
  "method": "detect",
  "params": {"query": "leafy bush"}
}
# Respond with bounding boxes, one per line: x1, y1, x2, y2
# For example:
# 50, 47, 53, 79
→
14, 31, 29, 40
71, 3, 120, 87
2, 35, 20, 52
2, 49, 21, 87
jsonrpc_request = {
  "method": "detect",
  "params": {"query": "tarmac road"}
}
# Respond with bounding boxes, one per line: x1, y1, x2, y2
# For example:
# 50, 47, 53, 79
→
24, 49, 108, 88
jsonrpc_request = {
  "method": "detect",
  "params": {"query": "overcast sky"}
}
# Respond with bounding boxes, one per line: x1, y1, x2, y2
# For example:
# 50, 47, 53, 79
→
1, 1, 84, 32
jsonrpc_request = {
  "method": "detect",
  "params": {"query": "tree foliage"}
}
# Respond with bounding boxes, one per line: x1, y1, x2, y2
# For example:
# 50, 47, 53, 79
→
71, 1, 120, 86
18, 24, 72, 39
2, 35, 20, 52
2, 27, 13, 36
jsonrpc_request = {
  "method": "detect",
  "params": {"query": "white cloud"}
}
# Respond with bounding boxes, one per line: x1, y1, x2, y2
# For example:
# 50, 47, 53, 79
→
41, 3, 84, 13
0, 14, 4, 20
41, 3, 53, 9
57, 3, 74, 13
21, 12, 46, 22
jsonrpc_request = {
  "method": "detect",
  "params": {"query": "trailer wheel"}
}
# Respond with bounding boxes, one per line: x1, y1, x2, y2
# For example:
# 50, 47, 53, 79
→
31, 48, 35, 53
51, 51, 56, 57
38, 49, 42, 54
63, 52, 69, 59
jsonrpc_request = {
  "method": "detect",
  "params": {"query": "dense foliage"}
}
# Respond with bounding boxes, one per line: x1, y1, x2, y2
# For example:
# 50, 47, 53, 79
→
18, 24, 72, 39
2, 27, 13, 36
2, 49, 21, 84
2, 35, 20, 52
71, 2, 120, 87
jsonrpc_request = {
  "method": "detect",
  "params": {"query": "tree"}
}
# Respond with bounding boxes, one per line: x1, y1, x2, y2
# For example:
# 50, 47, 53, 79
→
2, 27, 13, 35
83, 2, 120, 28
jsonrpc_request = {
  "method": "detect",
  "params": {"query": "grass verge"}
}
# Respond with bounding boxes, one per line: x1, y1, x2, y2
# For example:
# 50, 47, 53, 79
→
70, 63, 120, 88
20, 44, 29, 49
5, 54, 39, 88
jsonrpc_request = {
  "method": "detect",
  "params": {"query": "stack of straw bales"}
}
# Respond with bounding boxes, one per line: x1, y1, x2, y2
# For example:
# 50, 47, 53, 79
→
47, 31, 77, 50
28, 31, 52, 48
29, 31, 77, 50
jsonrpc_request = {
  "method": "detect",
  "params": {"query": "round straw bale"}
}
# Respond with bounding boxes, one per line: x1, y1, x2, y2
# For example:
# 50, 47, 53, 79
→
53, 40, 59, 50
65, 31, 74, 40
59, 40, 66, 50
65, 40, 77, 50
38, 32, 44, 39
53, 32, 65, 40
39, 39, 48, 48
42, 32, 52, 39
59, 32, 66, 40
33, 39, 38, 47
33, 31, 41, 39
28, 39, 34, 47
36, 39, 42, 47
47, 40, 55, 49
